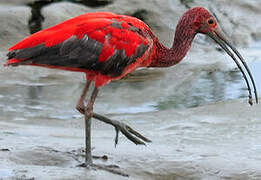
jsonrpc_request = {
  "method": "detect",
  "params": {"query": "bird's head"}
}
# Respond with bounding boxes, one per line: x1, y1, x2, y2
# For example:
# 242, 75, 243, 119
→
191, 7, 217, 34
179, 7, 258, 105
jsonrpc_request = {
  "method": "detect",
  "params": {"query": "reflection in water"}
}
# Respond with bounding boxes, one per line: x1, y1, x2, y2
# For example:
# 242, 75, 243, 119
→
155, 70, 248, 110
27, 86, 42, 106
0, 83, 77, 121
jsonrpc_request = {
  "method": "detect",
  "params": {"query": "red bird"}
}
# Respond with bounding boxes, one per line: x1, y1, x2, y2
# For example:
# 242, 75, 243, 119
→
4, 7, 258, 167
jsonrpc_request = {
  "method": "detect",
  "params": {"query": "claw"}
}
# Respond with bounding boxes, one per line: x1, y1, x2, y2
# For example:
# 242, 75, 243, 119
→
126, 126, 152, 143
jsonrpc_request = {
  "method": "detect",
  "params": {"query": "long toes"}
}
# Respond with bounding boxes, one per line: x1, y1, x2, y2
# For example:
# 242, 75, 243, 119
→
122, 130, 146, 145
126, 126, 152, 143
114, 124, 150, 146
77, 163, 87, 167
77, 163, 91, 168
118, 123, 151, 145
92, 113, 151, 146
92, 155, 108, 161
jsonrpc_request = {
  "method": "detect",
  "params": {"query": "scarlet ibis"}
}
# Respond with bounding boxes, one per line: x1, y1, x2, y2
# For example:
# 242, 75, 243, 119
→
4, 7, 258, 168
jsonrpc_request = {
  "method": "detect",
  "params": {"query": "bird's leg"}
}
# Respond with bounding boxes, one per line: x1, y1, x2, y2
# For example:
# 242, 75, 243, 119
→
76, 82, 151, 159
76, 85, 151, 146
77, 110, 151, 146
76, 80, 91, 114
76, 87, 150, 177
84, 87, 99, 167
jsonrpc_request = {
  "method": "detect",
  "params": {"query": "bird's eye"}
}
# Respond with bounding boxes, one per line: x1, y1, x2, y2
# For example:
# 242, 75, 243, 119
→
208, 19, 214, 25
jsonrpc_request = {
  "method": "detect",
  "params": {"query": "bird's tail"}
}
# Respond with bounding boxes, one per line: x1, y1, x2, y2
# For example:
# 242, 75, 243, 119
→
4, 58, 21, 66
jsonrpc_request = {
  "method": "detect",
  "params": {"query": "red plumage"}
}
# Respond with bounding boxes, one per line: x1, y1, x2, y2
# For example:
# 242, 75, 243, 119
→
9, 12, 114, 50
6, 12, 156, 87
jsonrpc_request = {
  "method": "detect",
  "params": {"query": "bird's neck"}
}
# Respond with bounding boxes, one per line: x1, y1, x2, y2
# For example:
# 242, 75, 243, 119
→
149, 23, 196, 67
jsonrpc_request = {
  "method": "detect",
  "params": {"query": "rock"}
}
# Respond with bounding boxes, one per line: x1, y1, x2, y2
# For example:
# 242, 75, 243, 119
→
80, 0, 113, 7
0, 5, 31, 51
41, 0, 261, 48
2, 0, 261, 51
186, 0, 261, 47
42, 1, 185, 47
251, 31, 261, 41
0, 0, 34, 5
42, 2, 93, 29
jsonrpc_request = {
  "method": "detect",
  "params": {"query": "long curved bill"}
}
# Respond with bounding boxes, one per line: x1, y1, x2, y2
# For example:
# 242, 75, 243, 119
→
206, 28, 258, 105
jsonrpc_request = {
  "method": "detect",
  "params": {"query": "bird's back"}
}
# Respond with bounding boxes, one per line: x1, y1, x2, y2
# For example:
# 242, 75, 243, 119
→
5, 12, 155, 86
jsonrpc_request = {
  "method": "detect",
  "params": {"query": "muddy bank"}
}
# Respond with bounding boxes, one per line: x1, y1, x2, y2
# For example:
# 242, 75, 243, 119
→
0, 100, 261, 179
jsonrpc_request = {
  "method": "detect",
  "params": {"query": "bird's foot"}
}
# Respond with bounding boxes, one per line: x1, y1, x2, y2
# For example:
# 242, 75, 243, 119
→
92, 113, 151, 146
77, 162, 128, 177
76, 108, 151, 146
77, 162, 92, 168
